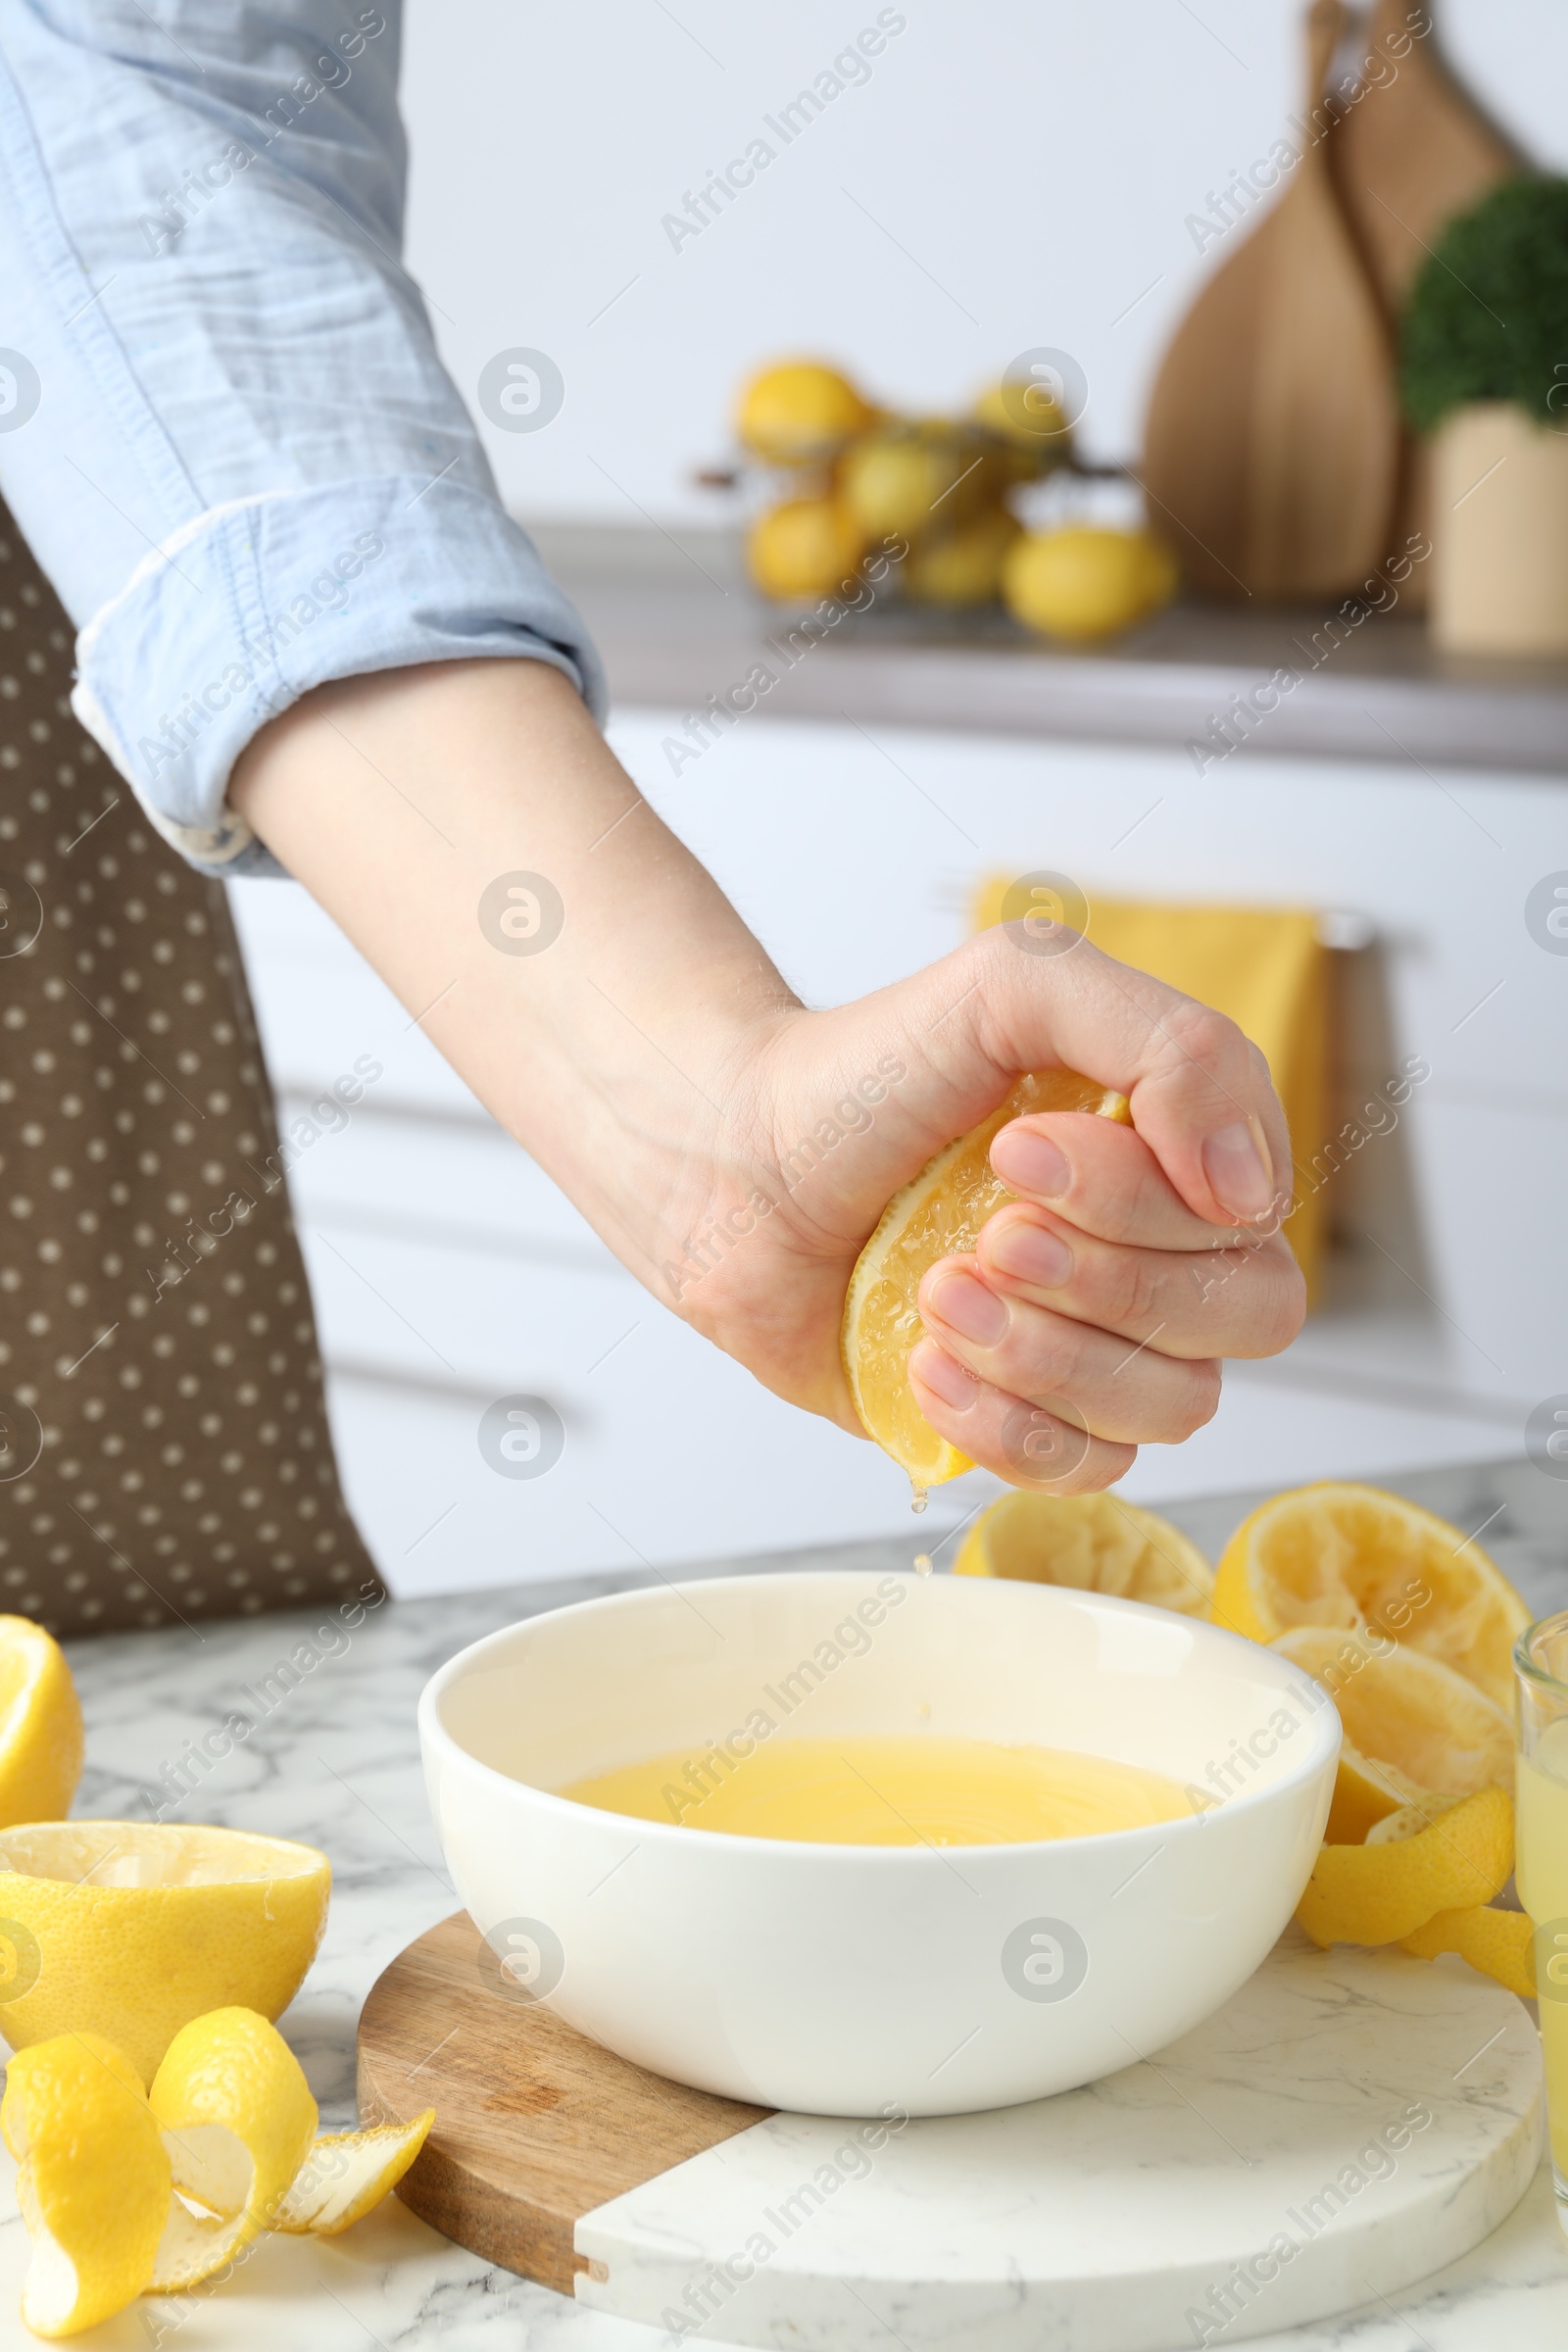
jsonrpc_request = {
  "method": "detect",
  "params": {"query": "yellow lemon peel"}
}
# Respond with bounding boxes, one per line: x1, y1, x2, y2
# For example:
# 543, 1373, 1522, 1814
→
272, 2110, 435, 2235
2, 2032, 170, 2339
147, 2007, 318, 2288
1400, 1903, 1536, 2001
1296, 1787, 1513, 1950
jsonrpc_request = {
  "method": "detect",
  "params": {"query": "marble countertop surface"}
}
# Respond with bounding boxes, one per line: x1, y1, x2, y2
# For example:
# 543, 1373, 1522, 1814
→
4, 1453, 1567, 2349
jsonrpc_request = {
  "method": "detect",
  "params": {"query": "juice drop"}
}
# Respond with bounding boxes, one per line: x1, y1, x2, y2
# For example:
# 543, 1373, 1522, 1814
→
913, 1552, 934, 1579
909, 1480, 928, 1515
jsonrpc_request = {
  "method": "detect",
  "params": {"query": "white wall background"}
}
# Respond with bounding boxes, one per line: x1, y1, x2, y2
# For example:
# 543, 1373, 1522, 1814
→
400, 0, 1568, 523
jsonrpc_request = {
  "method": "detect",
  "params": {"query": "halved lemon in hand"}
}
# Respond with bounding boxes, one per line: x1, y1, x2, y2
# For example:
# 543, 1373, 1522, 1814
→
0, 1618, 82, 1830
1272, 1626, 1514, 1844
0, 1822, 330, 2086
842, 1068, 1129, 1488
954, 1491, 1212, 1613
1211, 1482, 1528, 1711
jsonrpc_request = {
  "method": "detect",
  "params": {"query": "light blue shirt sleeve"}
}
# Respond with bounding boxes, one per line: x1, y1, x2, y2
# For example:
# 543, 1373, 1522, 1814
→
0, 1, 606, 877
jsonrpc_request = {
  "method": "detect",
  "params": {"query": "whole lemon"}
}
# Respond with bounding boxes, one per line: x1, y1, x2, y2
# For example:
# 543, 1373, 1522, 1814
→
840, 421, 999, 542
972, 380, 1073, 472
746, 497, 868, 601
735, 362, 875, 466
904, 507, 1020, 606
1003, 526, 1177, 643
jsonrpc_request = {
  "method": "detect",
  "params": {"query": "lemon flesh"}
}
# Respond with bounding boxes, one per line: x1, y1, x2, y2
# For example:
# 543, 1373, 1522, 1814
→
955, 1491, 1212, 1614
1272, 1627, 1514, 1845
0, 1822, 330, 2086
842, 1069, 1129, 1488
0, 1618, 82, 1831
1212, 1482, 1528, 1711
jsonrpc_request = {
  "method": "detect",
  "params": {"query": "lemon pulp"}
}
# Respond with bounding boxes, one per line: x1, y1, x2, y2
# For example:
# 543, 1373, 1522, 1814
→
559, 1735, 1186, 1847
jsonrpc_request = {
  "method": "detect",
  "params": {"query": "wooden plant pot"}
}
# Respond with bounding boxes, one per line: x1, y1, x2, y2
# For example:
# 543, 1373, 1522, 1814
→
1430, 402, 1568, 656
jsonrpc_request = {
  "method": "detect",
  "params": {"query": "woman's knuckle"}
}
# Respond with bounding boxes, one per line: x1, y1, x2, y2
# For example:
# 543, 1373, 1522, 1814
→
1162, 997, 1246, 1074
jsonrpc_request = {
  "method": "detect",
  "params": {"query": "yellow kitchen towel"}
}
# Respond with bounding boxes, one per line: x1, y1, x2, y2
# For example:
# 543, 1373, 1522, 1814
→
972, 882, 1328, 1300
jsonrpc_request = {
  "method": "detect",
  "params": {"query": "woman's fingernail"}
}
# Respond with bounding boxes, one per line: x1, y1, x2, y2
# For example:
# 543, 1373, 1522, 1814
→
987, 1220, 1074, 1289
909, 1340, 978, 1410
927, 1268, 1008, 1346
991, 1125, 1069, 1198
1202, 1121, 1273, 1219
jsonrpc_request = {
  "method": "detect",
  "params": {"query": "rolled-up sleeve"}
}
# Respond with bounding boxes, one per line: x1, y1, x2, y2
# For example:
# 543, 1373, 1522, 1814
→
0, 1, 605, 877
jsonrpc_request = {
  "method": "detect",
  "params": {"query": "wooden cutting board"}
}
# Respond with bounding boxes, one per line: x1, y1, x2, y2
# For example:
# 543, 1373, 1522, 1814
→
357, 1911, 1542, 2349
1332, 0, 1518, 309
1330, 0, 1520, 603
1142, 0, 1399, 602
356, 1909, 770, 2293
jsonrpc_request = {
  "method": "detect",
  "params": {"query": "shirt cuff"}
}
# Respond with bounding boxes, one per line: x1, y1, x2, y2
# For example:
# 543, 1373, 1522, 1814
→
72, 475, 609, 879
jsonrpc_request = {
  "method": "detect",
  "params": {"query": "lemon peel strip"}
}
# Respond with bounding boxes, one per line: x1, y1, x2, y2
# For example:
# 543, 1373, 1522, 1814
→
3, 2031, 170, 2338
1400, 1903, 1536, 2002
1295, 1787, 1514, 1949
147, 2008, 318, 2289
272, 2110, 436, 2234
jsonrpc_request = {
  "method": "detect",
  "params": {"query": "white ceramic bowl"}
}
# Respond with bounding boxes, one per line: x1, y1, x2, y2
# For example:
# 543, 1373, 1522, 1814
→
419, 1569, 1338, 2117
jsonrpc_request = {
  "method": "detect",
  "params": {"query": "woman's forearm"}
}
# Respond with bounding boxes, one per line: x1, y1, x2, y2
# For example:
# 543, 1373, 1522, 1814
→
230, 659, 792, 1291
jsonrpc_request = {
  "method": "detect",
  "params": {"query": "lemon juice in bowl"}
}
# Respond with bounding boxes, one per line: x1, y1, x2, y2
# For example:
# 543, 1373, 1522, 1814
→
561, 1734, 1189, 1845
1514, 1610, 1568, 2228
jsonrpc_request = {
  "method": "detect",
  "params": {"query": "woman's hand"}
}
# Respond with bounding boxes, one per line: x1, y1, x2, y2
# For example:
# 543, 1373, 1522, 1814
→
668, 930, 1303, 1489
231, 659, 1304, 1490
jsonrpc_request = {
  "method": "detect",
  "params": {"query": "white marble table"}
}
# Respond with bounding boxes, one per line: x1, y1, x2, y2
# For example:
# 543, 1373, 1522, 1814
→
4, 1455, 1568, 2350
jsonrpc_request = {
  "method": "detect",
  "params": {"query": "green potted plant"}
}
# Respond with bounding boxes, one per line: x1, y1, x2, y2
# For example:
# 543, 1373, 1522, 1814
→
1401, 177, 1568, 656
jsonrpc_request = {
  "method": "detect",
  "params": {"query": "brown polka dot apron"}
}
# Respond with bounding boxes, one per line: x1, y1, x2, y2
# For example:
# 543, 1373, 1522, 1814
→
0, 508, 384, 1636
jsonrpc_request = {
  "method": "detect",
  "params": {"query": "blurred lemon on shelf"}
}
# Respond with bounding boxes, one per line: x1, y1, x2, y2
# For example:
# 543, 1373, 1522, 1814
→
973, 378, 1073, 467
2, 2031, 171, 2338
1003, 525, 1177, 643
0, 1821, 331, 2086
843, 1070, 1130, 1490
0, 1617, 82, 1830
1210, 1481, 1527, 1710
904, 509, 1020, 607
1271, 1626, 1514, 1845
746, 497, 867, 601
955, 1491, 1212, 1612
840, 420, 998, 542
735, 361, 875, 466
